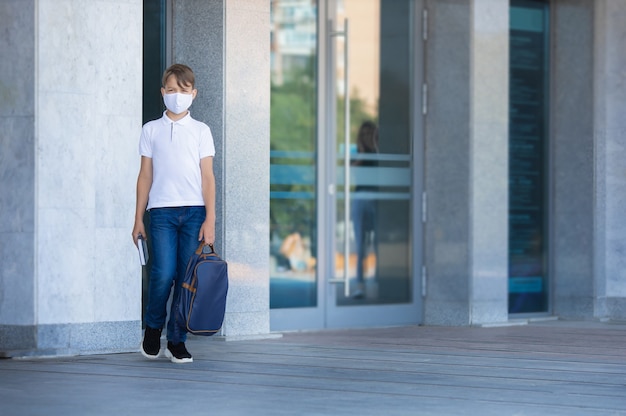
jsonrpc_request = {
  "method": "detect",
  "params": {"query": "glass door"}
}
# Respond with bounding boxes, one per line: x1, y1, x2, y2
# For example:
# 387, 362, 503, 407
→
270, 0, 322, 329
324, 0, 420, 328
270, 0, 422, 331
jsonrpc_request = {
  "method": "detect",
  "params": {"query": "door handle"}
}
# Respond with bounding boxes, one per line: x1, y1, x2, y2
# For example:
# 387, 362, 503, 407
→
329, 19, 351, 297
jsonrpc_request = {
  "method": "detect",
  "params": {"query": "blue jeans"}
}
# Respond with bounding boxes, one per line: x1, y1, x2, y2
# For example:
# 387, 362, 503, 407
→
145, 206, 206, 343
351, 199, 376, 283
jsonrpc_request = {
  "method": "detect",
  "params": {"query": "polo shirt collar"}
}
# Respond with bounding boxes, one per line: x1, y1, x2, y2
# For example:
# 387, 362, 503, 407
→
162, 111, 192, 125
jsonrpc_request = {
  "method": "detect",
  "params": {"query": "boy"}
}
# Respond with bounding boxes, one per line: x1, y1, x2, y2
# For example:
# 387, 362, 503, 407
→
132, 64, 216, 363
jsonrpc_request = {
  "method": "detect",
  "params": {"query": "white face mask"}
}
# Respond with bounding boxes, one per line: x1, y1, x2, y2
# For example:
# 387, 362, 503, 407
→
163, 92, 193, 115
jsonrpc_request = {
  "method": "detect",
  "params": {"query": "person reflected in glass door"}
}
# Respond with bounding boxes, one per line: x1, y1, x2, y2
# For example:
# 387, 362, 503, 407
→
351, 121, 379, 299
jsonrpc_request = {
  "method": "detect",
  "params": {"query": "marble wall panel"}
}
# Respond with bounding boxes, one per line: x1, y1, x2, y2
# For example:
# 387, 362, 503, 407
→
469, 0, 509, 324
94, 228, 142, 322
424, 0, 472, 325
424, 0, 509, 325
552, 0, 595, 319
0, 325, 36, 352
0, 232, 35, 325
223, 0, 271, 334
37, 321, 140, 354
0, 0, 36, 328
222, 311, 270, 337
595, 1, 626, 302
37, 207, 95, 324
35, 0, 143, 329
95, 115, 140, 230
470, 118, 508, 322
37, 92, 97, 210
173, 0, 271, 336
0, 0, 35, 117
0, 117, 35, 234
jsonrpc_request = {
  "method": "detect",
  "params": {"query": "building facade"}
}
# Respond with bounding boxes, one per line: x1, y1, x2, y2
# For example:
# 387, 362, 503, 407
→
1, 0, 625, 356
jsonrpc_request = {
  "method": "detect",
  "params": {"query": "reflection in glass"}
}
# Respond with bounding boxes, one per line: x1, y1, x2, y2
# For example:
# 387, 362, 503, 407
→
269, 0, 414, 310
270, 0, 318, 309
351, 122, 379, 299
334, 0, 413, 306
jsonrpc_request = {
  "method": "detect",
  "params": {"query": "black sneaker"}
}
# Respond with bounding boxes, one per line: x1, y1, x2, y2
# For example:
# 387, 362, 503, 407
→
140, 326, 162, 359
165, 341, 193, 363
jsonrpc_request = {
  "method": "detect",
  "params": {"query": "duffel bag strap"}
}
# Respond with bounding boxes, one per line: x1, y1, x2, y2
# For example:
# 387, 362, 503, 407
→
195, 241, 218, 255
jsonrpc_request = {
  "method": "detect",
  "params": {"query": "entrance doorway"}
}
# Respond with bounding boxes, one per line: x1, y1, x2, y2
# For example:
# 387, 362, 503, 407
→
270, 0, 423, 330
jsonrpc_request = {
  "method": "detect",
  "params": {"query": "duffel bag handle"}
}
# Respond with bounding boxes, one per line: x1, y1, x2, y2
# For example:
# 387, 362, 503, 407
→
195, 241, 217, 255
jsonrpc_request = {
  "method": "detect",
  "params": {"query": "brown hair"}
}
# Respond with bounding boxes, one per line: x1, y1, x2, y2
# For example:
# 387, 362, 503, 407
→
357, 121, 379, 153
162, 63, 195, 89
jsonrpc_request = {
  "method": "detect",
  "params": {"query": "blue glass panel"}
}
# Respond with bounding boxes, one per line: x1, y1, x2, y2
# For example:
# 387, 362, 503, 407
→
509, 0, 550, 314
270, 1, 318, 309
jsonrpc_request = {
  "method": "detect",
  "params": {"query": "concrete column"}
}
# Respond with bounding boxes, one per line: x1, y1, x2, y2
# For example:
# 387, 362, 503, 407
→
0, 0, 36, 351
468, 0, 509, 324
593, 0, 626, 321
0, 0, 143, 356
551, 0, 595, 319
424, 0, 508, 325
172, 0, 272, 338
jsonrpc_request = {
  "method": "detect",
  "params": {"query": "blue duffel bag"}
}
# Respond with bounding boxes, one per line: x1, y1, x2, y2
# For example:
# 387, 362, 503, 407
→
176, 243, 228, 336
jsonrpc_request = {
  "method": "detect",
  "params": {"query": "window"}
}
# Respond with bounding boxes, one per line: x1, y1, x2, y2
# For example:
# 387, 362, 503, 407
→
508, 0, 550, 314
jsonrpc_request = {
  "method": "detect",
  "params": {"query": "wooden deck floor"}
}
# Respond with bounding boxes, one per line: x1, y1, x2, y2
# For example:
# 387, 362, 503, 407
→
1, 320, 625, 415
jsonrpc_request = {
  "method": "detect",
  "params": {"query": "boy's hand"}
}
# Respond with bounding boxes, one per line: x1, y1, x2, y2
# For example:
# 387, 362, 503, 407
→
132, 222, 147, 247
198, 220, 215, 245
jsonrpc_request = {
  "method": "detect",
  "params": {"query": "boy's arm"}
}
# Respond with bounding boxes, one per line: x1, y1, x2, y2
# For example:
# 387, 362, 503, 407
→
199, 156, 216, 245
132, 156, 153, 247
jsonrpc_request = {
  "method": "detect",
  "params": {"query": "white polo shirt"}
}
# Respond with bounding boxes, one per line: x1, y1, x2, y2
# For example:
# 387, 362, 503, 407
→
139, 111, 215, 210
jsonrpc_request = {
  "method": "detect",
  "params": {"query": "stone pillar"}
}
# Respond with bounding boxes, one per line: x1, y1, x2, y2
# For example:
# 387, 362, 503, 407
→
593, 0, 626, 321
468, 0, 509, 324
551, 0, 595, 319
424, 0, 508, 325
172, 0, 272, 338
0, 0, 143, 356
0, 0, 36, 352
